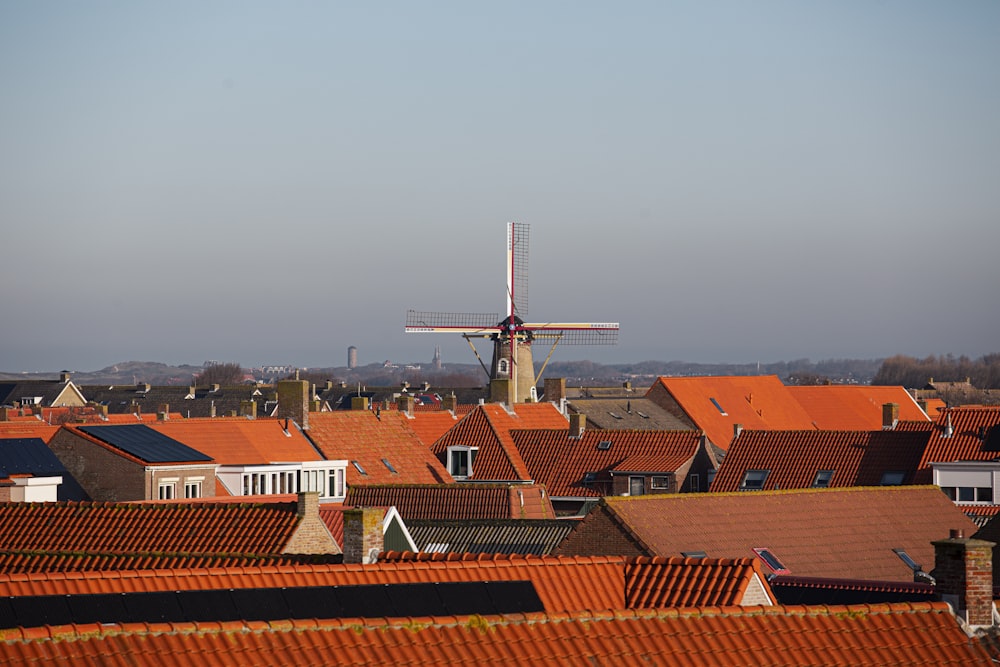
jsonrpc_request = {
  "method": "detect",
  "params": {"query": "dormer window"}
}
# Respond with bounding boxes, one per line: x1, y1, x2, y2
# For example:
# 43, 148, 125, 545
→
447, 445, 478, 479
812, 470, 835, 488
739, 469, 769, 491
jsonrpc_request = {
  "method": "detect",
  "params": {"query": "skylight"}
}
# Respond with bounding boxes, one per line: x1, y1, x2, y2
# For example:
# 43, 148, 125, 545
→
739, 469, 769, 491
608, 412, 623, 419
381, 458, 397, 474
880, 470, 905, 486
812, 470, 834, 488
752, 548, 790, 575
681, 551, 707, 559
352, 460, 367, 475
597, 440, 612, 451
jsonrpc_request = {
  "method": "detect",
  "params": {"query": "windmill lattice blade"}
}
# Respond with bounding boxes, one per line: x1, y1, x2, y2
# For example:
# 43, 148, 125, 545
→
508, 222, 529, 318
406, 310, 499, 330
528, 329, 619, 345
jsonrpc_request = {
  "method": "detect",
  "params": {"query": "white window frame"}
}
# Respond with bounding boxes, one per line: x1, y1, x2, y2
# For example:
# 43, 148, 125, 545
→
184, 479, 203, 499
447, 446, 478, 479
651, 476, 670, 490
158, 480, 177, 500
740, 469, 770, 491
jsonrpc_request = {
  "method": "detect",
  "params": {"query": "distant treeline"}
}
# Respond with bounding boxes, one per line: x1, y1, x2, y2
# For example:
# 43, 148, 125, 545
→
872, 354, 1000, 389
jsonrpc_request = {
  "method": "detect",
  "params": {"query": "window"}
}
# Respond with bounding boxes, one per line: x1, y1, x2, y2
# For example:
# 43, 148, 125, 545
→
582, 472, 597, 485
740, 469, 769, 491
382, 458, 398, 474
752, 548, 790, 575
681, 551, 707, 559
651, 476, 670, 490
352, 461, 368, 476
597, 440, 612, 451
629, 476, 645, 496
331, 468, 345, 498
943, 486, 993, 503
184, 480, 202, 499
880, 471, 905, 486
688, 473, 700, 493
497, 359, 509, 376
158, 481, 176, 500
812, 470, 835, 488
709, 397, 727, 415
447, 446, 478, 478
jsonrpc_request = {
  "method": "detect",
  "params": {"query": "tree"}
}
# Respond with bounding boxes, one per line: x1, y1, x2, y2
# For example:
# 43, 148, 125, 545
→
194, 362, 245, 386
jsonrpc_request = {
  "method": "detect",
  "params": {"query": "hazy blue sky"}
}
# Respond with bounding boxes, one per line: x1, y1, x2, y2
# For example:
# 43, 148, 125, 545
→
2, 2, 998, 372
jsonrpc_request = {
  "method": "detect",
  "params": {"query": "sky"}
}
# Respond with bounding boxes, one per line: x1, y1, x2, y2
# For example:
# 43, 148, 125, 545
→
2, 2, 998, 372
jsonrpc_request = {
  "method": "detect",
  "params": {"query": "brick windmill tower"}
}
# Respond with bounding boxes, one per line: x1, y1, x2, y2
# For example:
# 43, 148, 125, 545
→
405, 222, 619, 403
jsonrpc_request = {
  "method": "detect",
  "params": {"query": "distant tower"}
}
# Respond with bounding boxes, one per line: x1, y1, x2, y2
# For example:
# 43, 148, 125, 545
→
433, 345, 442, 370
347, 346, 358, 369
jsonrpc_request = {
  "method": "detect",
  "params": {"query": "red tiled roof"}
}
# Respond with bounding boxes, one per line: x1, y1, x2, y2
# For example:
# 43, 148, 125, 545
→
512, 429, 703, 497
345, 483, 555, 520
557, 486, 979, 582
306, 411, 453, 485
432, 403, 569, 481
0, 555, 626, 614
786, 385, 930, 429
0, 603, 987, 665
148, 418, 324, 465
647, 375, 816, 449
709, 429, 932, 492
625, 556, 775, 608
0, 499, 306, 572
918, 406, 1000, 473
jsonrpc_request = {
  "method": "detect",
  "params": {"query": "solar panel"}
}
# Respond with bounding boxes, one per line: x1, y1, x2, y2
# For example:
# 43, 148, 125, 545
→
0, 438, 68, 476
77, 425, 212, 463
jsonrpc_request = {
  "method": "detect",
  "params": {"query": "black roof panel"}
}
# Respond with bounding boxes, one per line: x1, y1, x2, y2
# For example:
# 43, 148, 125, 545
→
77, 425, 212, 463
0, 438, 68, 477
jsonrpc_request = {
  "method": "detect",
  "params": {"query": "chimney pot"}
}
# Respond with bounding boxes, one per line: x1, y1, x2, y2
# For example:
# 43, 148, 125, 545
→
951, 528, 965, 539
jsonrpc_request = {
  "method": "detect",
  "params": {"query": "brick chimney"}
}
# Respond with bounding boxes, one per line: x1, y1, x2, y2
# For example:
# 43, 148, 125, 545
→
490, 378, 514, 405
240, 400, 257, 419
544, 378, 566, 404
157, 404, 169, 421
398, 394, 415, 416
282, 492, 338, 555
342, 507, 384, 564
0, 407, 10, 422
882, 403, 899, 430
441, 393, 457, 412
60, 371, 71, 383
351, 396, 370, 411
277, 379, 309, 430
932, 528, 997, 629
569, 413, 586, 438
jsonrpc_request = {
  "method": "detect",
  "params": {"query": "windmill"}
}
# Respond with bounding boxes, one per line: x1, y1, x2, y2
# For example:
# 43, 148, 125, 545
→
405, 222, 619, 403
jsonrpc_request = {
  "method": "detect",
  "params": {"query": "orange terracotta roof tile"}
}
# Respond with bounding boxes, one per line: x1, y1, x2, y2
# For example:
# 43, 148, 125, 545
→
709, 429, 932, 492
432, 403, 568, 481
306, 411, 452, 485
647, 375, 817, 449
786, 385, 930, 429
625, 556, 776, 608
345, 483, 555, 520
0, 555, 627, 614
0, 603, 987, 665
146, 418, 324, 464
0, 422, 59, 443
557, 486, 979, 582
512, 429, 703, 497
403, 410, 461, 445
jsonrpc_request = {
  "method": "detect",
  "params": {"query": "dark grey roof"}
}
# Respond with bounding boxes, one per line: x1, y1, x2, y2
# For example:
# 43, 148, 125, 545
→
405, 519, 578, 556
80, 384, 269, 418
77, 425, 213, 463
566, 398, 694, 431
0, 381, 72, 408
